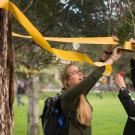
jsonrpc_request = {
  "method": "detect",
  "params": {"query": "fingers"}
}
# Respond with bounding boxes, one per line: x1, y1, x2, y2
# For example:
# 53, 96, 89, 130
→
113, 74, 123, 80
114, 47, 122, 53
113, 74, 124, 85
111, 47, 122, 62
129, 38, 135, 50
112, 35, 119, 42
113, 75, 120, 87
114, 74, 120, 78
113, 74, 126, 88
107, 36, 119, 51
129, 38, 135, 44
115, 46, 125, 54
114, 47, 122, 58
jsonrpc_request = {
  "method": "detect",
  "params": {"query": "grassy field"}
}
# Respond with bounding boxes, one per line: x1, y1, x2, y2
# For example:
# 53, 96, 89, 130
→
13, 92, 135, 135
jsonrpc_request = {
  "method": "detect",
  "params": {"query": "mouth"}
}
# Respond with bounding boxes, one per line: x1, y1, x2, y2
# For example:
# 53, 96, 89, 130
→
79, 78, 84, 81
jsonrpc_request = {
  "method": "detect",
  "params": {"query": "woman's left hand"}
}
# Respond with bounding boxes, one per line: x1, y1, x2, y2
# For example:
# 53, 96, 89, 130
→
111, 47, 122, 62
106, 36, 119, 52
100, 36, 119, 62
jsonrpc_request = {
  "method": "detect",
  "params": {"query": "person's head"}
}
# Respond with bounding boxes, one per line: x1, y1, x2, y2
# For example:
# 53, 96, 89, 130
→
60, 63, 93, 126
60, 63, 84, 89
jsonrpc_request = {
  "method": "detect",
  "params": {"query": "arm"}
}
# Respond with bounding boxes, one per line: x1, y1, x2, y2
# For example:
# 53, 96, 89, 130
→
118, 88, 135, 117
114, 74, 135, 117
62, 46, 121, 102
129, 38, 135, 89
61, 66, 105, 107
61, 47, 121, 112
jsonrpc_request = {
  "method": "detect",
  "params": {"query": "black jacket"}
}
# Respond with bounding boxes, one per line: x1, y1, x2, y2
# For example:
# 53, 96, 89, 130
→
118, 59, 135, 135
118, 89, 135, 135
131, 59, 135, 89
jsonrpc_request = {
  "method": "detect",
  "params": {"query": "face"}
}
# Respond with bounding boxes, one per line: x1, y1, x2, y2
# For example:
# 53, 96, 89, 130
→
66, 65, 84, 87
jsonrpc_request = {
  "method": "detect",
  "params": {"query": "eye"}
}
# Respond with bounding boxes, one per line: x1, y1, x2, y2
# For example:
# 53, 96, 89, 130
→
78, 70, 83, 74
67, 74, 71, 79
74, 71, 78, 74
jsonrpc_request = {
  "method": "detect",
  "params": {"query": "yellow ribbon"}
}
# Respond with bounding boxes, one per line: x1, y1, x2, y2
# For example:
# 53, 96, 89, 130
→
12, 32, 118, 45
0, 0, 116, 76
12, 33, 135, 53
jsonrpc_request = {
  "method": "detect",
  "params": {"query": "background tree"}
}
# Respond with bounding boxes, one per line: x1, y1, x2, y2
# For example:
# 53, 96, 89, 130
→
0, 10, 15, 135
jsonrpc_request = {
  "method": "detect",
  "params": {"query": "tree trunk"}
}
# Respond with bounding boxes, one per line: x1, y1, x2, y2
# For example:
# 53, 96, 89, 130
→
27, 74, 39, 135
0, 9, 15, 135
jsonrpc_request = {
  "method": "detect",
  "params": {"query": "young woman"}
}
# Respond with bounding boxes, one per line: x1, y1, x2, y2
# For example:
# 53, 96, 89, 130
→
114, 59, 135, 135
114, 42, 135, 135
60, 46, 121, 135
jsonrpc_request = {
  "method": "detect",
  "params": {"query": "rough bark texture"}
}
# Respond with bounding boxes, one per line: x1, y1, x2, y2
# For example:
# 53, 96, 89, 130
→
27, 74, 39, 135
0, 9, 15, 135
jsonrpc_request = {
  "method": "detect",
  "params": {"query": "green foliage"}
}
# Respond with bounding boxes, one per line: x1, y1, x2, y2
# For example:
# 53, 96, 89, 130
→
11, 0, 135, 73
115, 1, 135, 43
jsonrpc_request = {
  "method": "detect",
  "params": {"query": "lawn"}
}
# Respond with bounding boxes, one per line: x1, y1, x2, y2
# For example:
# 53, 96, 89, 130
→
13, 92, 135, 135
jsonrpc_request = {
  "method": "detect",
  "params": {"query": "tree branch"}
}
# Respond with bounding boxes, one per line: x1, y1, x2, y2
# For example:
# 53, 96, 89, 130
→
23, 0, 34, 13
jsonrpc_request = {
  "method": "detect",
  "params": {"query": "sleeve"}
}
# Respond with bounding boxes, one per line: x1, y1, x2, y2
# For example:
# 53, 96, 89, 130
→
130, 59, 135, 89
61, 66, 105, 112
118, 89, 135, 117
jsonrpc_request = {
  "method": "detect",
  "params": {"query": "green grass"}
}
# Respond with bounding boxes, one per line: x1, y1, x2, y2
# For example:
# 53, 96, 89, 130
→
13, 92, 135, 135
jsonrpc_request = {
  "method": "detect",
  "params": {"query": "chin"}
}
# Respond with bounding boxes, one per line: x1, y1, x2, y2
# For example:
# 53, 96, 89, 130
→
75, 81, 81, 85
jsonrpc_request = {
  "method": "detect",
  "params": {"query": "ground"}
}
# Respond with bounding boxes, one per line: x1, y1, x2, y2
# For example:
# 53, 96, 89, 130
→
14, 92, 135, 135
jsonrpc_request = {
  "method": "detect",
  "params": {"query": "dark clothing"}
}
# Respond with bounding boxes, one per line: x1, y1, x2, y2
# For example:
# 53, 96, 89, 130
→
61, 67, 105, 135
118, 89, 135, 135
130, 59, 135, 89
16, 84, 25, 106
17, 84, 25, 94
118, 59, 135, 135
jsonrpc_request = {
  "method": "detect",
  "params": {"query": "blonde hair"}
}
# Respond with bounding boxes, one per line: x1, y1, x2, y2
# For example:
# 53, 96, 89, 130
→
76, 95, 93, 126
60, 64, 93, 126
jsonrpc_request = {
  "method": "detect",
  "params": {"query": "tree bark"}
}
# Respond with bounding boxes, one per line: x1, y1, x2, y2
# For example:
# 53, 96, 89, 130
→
27, 74, 39, 135
0, 9, 15, 135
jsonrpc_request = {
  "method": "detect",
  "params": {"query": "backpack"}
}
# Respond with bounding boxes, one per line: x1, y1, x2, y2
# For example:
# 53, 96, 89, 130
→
41, 94, 69, 135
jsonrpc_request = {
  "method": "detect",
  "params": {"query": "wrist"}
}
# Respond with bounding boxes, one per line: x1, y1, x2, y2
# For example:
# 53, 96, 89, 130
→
100, 58, 105, 62
110, 55, 116, 62
104, 57, 113, 65
100, 53, 109, 62
109, 57, 114, 63
100, 50, 114, 63
104, 51, 112, 55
